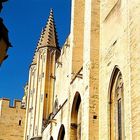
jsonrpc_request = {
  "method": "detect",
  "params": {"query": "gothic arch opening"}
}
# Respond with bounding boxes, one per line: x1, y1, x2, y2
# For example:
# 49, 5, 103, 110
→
70, 92, 82, 140
109, 67, 124, 140
57, 124, 65, 140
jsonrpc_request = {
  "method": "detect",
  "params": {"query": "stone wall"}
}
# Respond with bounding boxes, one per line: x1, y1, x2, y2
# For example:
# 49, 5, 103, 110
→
99, 0, 132, 139
129, 0, 140, 139
0, 98, 26, 140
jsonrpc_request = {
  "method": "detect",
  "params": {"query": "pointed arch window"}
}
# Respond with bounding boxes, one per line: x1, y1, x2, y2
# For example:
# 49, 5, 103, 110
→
70, 92, 82, 140
50, 136, 53, 140
110, 69, 124, 140
57, 124, 65, 140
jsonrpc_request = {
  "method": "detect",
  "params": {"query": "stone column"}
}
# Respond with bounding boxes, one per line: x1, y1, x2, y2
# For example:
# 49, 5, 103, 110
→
83, 0, 100, 139
24, 64, 36, 139
38, 48, 48, 135
34, 50, 42, 136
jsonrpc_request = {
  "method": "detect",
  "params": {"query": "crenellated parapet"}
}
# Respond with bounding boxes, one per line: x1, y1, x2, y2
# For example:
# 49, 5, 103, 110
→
0, 97, 26, 140
0, 98, 26, 110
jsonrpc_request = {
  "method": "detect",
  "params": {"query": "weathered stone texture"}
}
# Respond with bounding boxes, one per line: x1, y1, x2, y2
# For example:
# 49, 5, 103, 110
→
129, 1, 140, 139
0, 99, 26, 140
24, 0, 140, 140
100, 0, 132, 140
71, 0, 85, 75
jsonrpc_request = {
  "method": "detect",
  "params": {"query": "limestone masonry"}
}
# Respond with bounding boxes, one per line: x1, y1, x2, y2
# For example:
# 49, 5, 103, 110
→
24, 0, 140, 139
2, 0, 140, 140
0, 98, 26, 140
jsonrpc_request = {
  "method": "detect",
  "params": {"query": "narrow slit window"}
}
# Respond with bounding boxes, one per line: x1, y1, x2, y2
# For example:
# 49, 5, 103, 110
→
19, 120, 21, 126
118, 99, 122, 140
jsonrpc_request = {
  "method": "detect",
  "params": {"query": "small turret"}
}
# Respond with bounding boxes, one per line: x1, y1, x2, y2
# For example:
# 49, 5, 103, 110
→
21, 83, 28, 108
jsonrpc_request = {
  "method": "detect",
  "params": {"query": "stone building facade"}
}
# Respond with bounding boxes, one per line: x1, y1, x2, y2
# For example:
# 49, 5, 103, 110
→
0, 98, 26, 140
24, 0, 140, 140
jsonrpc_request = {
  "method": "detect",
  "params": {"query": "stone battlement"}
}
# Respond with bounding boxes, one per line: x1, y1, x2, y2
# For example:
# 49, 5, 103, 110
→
0, 98, 25, 109
0, 98, 26, 140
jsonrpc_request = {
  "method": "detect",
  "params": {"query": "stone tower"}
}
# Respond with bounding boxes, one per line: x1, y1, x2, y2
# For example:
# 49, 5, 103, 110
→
24, 9, 60, 140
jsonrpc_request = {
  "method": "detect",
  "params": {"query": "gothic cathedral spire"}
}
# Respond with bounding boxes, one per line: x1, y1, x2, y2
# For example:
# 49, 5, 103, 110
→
38, 9, 59, 49
31, 9, 60, 65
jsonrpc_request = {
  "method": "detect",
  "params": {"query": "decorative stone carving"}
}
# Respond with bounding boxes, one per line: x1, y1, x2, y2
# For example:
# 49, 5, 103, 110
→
40, 94, 43, 102
53, 95, 59, 114
115, 73, 123, 97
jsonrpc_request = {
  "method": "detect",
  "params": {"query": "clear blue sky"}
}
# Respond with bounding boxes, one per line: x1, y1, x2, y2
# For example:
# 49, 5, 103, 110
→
0, 0, 71, 103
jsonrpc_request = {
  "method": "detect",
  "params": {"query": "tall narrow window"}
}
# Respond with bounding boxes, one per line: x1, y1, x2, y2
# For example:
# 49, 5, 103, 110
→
70, 92, 81, 140
19, 120, 21, 126
118, 99, 122, 140
110, 69, 124, 140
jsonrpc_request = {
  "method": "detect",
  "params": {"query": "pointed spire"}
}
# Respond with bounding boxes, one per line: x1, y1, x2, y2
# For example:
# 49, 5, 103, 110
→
37, 9, 59, 49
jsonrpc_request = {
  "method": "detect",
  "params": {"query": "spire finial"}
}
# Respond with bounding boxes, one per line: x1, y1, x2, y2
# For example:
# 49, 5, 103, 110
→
49, 8, 53, 17
50, 8, 53, 13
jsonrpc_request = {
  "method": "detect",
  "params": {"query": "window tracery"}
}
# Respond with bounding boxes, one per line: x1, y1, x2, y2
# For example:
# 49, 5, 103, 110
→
110, 69, 124, 140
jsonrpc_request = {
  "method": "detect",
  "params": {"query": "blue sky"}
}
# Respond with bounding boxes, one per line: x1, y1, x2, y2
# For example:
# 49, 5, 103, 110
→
0, 0, 71, 103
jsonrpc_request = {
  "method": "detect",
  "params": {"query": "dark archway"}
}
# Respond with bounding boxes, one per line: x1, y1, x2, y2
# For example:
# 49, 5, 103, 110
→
50, 136, 53, 140
70, 92, 81, 140
57, 124, 65, 140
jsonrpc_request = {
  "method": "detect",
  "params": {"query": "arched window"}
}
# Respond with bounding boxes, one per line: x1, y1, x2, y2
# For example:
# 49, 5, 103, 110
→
70, 92, 81, 140
109, 68, 124, 140
50, 136, 53, 140
57, 124, 65, 140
